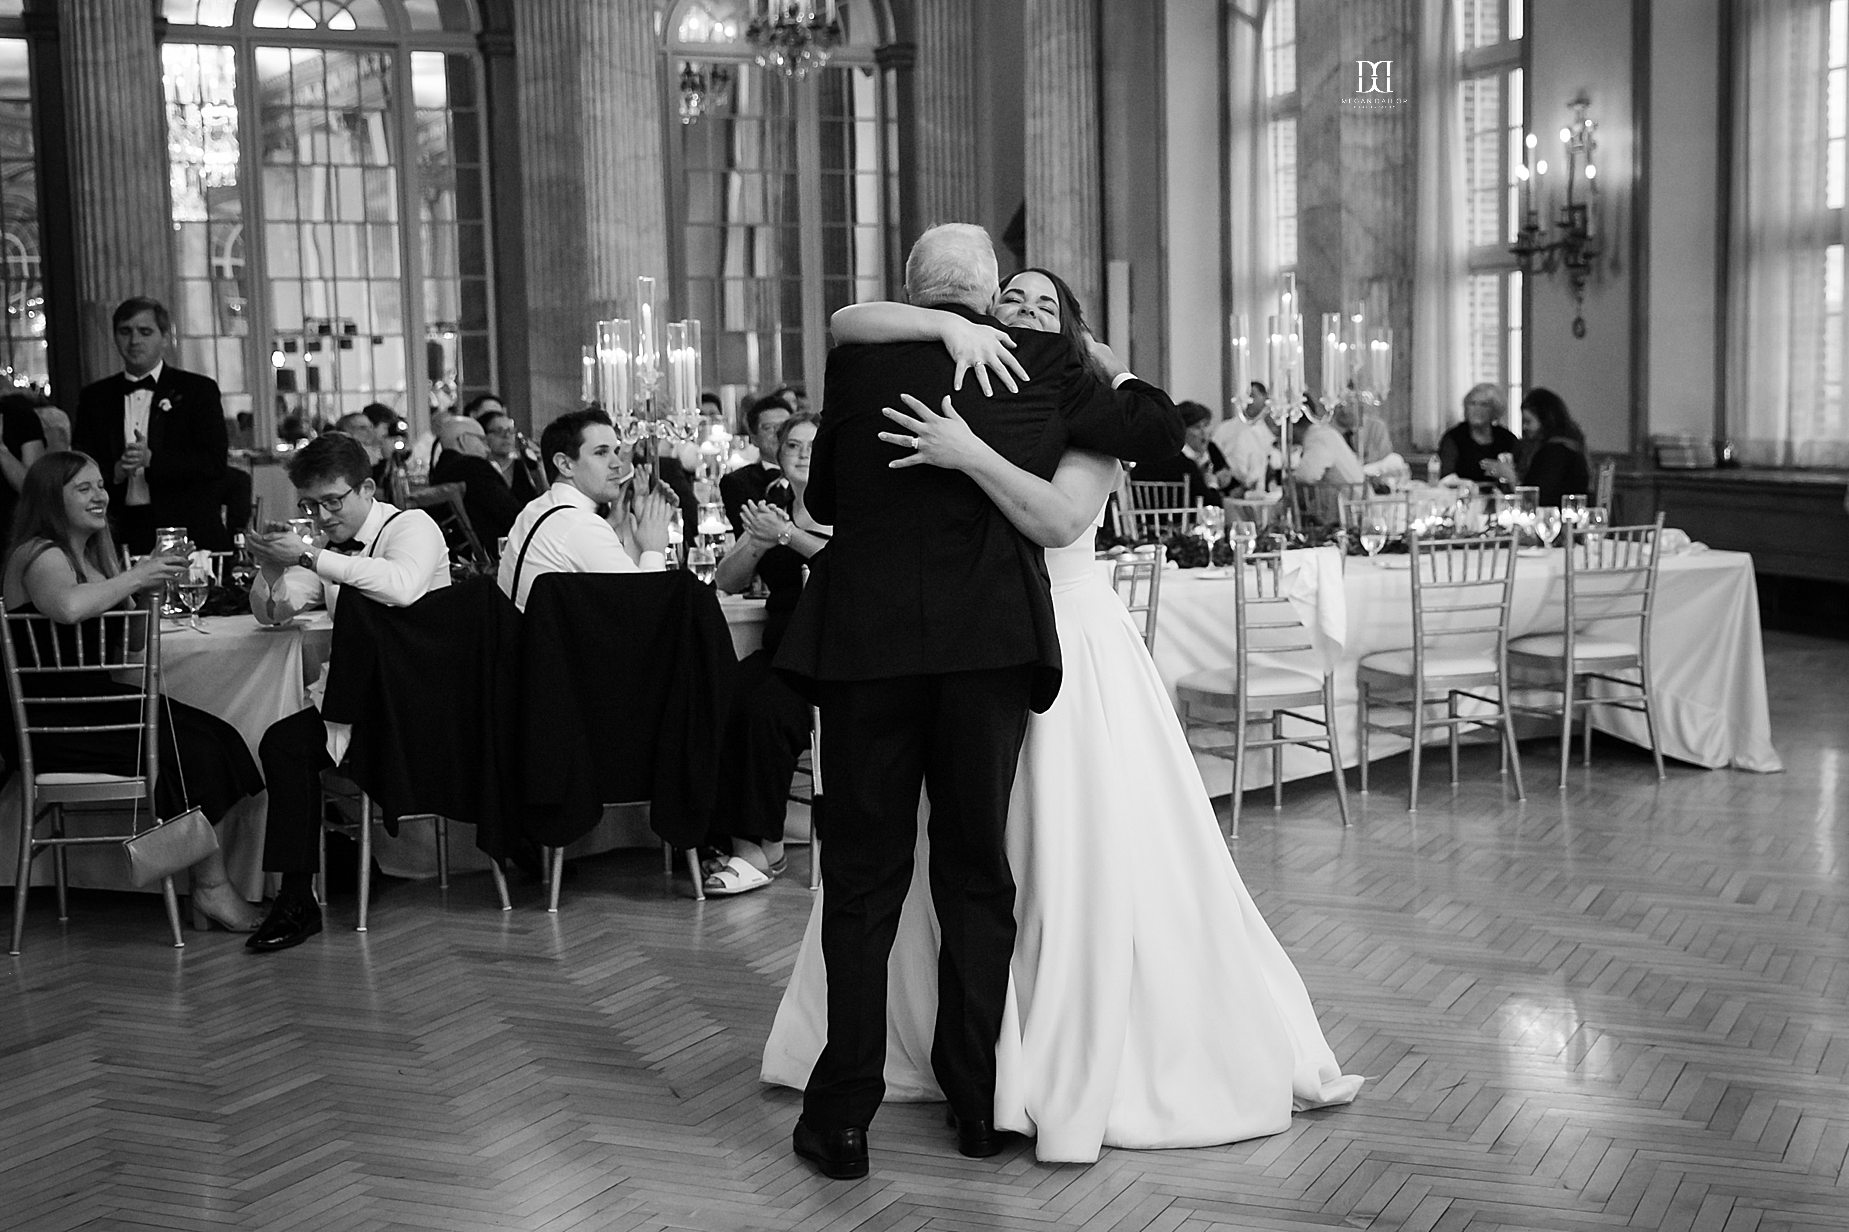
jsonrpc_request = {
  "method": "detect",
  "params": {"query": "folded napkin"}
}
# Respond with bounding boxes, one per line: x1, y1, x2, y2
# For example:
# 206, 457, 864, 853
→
1277, 545, 1348, 670
1659, 527, 1706, 555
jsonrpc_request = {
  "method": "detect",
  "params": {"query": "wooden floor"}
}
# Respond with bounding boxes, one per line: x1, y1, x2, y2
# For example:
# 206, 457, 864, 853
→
3, 631, 1845, 1232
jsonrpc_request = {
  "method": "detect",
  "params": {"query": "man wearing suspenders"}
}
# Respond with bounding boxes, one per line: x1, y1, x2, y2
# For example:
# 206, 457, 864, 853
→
496, 408, 673, 613
243, 432, 451, 953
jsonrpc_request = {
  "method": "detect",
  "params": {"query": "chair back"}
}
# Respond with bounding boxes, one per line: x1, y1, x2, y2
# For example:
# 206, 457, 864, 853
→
0, 599, 160, 798
1228, 545, 1322, 702
1110, 550, 1163, 652
1340, 492, 1411, 535
1225, 496, 1289, 539
1121, 478, 1195, 540
406, 481, 492, 570
1292, 480, 1369, 531
1594, 458, 1616, 511
1561, 515, 1663, 657
1406, 533, 1520, 668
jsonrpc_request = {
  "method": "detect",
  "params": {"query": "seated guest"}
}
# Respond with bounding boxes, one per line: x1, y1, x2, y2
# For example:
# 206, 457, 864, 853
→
721, 393, 793, 534
2, 451, 263, 931
702, 412, 831, 895
497, 408, 674, 612
72, 296, 231, 551
429, 415, 523, 557
1440, 383, 1522, 486
336, 409, 403, 500
1335, 392, 1395, 467
0, 391, 48, 543
1212, 382, 1275, 492
1132, 401, 1223, 506
1291, 400, 1367, 486
477, 405, 544, 506
242, 433, 450, 952
1484, 386, 1592, 508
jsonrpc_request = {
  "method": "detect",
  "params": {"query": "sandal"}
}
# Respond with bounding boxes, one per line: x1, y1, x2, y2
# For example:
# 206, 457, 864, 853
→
733, 839, 788, 878
703, 855, 773, 897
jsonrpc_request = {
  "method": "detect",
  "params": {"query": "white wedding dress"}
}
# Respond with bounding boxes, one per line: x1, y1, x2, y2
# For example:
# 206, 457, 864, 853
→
761, 531, 1363, 1163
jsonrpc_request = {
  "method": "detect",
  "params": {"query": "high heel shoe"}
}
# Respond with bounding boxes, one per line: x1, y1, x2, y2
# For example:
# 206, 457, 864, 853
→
190, 878, 262, 932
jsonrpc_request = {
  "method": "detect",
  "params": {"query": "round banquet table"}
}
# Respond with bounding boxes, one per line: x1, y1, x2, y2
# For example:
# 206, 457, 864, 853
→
1, 595, 772, 893
1143, 544, 1782, 799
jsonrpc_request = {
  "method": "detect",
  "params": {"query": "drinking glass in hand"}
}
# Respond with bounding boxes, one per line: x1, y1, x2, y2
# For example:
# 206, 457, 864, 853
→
688, 545, 717, 585
1534, 506, 1563, 548
178, 579, 210, 631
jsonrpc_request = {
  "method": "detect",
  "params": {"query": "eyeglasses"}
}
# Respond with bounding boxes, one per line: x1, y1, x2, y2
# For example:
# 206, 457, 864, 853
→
297, 487, 355, 516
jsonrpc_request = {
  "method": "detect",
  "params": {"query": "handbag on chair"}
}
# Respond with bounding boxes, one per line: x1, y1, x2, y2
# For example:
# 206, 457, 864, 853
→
122, 683, 218, 887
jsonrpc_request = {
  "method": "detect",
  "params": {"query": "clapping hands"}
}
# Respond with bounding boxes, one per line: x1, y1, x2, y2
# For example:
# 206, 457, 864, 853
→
740, 499, 792, 546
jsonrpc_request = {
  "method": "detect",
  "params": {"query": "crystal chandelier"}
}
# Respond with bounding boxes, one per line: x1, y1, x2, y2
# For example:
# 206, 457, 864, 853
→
746, 0, 843, 79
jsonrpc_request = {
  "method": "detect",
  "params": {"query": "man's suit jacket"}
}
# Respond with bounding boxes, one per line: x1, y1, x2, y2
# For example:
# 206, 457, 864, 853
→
720, 461, 777, 535
774, 304, 1184, 713
430, 450, 524, 558
74, 365, 230, 548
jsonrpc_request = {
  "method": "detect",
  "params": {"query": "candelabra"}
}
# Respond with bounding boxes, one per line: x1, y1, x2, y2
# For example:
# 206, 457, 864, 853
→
746, 0, 843, 79
1511, 95, 1601, 338
591, 277, 704, 447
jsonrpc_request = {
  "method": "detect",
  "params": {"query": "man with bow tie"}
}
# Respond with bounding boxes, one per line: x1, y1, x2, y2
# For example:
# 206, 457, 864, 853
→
72, 297, 231, 552
240, 431, 450, 952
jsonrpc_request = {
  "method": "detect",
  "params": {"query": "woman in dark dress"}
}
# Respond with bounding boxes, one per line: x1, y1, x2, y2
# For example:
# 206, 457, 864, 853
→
1485, 386, 1592, 508
2, 452, 264, 930
702, 412, 830, 895
1439, 382, 1522, 486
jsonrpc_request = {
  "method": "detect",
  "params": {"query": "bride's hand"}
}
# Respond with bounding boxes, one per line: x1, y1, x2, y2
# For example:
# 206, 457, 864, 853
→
879, 394, 993, 472
939, 317, 1029, 397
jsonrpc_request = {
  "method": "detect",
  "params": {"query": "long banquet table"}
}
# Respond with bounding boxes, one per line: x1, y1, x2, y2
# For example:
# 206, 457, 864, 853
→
2, 595, 771, 893
1146, 544, 1782, 798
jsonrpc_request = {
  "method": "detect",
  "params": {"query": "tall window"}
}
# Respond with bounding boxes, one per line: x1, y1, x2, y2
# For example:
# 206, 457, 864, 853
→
1263, 0, 1298, 276
665, 0, 897, 408
0, 23, 45, 394
161, 0, 488, 445
1459, 0, 1524, 411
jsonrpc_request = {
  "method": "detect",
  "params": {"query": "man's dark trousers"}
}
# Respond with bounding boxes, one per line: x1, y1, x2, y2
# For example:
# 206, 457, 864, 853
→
801, 664, 1034, 1131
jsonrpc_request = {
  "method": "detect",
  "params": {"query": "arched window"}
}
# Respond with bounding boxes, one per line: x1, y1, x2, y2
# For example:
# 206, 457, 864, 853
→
663, 0, 898, 407
162, 0, 489, 443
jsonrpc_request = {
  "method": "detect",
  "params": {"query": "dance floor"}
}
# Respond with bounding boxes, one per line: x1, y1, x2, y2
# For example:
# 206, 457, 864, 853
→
2, 632, 1844, 1232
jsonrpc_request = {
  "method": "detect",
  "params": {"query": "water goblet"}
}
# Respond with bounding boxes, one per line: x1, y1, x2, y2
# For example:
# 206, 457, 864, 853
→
1560, 493, 1588, 530
177, 576, 210, 631
1582, 507, 1608, 558
1195, 504, 1225, 544
687, 544, 717, 585
1534, 506, 1563, 549
1360, 518, 1388, 563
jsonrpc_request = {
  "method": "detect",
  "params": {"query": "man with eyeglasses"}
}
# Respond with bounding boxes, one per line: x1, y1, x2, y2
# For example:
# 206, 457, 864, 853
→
240, 432, 451, 953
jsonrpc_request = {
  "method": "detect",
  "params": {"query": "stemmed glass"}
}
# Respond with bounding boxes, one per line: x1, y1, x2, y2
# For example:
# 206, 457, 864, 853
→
1359, 517, 1388, 564
1195, 504, 1225, 546
1581, 507, 1608, 558
1534, 506, 1563, 550
177, 575, 210, 632
1227, 515, 1259, 558
687, 544, 717, 585
1560, 493, 1588, 531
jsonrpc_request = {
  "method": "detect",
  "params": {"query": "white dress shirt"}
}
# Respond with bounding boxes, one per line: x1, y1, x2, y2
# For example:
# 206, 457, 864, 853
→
497, 481, 665, 612
122, 361, 162, 507
1293, 423, 1368, 486
248, 497, 451, 759
1212, 416, 1274, 492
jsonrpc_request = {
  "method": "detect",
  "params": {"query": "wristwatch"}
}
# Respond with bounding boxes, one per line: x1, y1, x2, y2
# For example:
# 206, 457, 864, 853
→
776, 525, 794, 547
298, 547, 317, 571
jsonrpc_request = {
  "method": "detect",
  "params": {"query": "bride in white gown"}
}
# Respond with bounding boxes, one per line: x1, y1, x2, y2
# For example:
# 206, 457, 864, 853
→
762, 270, 1362, 1164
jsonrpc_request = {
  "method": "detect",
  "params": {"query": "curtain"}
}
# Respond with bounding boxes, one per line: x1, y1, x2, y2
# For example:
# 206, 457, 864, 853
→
1727, 0, 1844, 467
1411, 0, 1468, 453
1226, 0, 1277, 417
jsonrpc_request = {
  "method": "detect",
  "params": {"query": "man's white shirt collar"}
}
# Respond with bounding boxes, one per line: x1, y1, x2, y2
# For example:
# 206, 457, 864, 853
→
123, 362, 164, 386
551, 480, 601, 511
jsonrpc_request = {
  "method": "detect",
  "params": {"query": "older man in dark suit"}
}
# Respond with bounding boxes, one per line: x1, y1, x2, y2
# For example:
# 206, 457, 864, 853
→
73, 296, 230, 551
774, 223, 1183, 1179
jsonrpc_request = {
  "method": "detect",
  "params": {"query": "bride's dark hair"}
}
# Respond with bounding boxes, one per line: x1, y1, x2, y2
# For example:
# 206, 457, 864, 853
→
1002, 267, 1108, 381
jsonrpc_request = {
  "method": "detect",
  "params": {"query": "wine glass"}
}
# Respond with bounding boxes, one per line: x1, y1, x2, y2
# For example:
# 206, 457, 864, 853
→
1582, 507, 1608, 557
1359, 517, 1388, 563
1195, 504, 1225, 544
1560, 493, 1588, 530
1228, 516, 1259, 556
177, 576, 210, 631
1534, 506, 1563, 549
687, 544, 717, 585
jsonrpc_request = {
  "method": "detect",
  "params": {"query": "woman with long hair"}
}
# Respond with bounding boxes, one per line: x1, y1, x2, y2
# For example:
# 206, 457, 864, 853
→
761, 271, 1361, 1162
2, 452, 264, 931
1485, 386, 1592, 507
702, 411, 831, 893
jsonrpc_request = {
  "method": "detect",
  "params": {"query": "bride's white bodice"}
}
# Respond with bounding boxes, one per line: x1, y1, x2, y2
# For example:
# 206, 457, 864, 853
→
1043, 534, 1102, 593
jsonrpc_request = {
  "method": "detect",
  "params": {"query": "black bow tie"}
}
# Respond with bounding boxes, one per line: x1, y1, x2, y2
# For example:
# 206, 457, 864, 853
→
125, 376, 156, 393
326, 538, 366, 556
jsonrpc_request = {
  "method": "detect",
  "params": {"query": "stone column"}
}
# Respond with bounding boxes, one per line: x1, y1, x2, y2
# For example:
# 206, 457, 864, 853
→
913, 0, 982, 230
60, 0, 173, 379
581, 0, 672, 319
513, 0, 591, 423
1023, 0, 1102, 316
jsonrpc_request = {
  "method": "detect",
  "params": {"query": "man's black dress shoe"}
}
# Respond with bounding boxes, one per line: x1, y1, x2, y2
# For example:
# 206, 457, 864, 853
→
245, 898, 323, 953
945, 1108, 1004, 1158
793, 1118, 868, 1179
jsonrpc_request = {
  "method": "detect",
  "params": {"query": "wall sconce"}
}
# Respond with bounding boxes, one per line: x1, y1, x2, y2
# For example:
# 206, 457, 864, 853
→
678, 61, 731, 124
1511, 94, 1600, 338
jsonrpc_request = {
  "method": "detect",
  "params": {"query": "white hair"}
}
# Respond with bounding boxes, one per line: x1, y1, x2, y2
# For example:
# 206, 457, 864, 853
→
904, 223, 1000, 312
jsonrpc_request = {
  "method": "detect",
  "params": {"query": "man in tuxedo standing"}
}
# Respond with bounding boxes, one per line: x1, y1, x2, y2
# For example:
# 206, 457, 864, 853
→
73, 297, 231, 552
774, 224, 1184, 1179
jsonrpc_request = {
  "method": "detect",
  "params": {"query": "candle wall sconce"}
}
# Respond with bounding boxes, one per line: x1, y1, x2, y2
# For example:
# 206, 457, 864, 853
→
1511, 94, 1601, 338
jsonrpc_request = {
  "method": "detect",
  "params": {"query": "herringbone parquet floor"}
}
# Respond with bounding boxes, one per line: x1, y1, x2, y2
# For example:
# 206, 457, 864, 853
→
3, 632, 1845, 1232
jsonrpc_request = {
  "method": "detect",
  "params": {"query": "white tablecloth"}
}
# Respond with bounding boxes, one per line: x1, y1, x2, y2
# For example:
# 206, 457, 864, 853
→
1149, 547, 1782, 797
